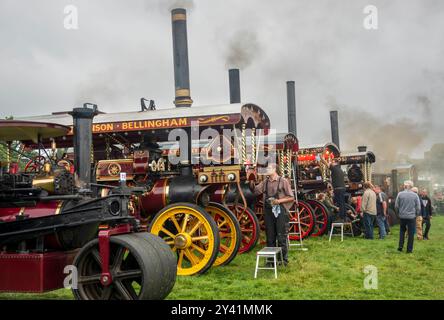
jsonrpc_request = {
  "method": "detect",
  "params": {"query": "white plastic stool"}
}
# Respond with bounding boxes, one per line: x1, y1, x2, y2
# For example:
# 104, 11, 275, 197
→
254, 247, 283, 279
329, 222, 354, 242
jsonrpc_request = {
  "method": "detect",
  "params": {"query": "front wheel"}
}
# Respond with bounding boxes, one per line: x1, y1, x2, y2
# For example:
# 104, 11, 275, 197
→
148, 203, 220, 276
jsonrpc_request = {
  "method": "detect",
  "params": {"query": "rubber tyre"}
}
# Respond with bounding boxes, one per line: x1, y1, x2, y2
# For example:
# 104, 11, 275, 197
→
72, 233, 175, 300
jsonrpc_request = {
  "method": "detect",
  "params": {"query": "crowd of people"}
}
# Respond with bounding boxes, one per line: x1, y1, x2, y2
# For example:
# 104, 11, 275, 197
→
250, 158, 434, 263
317, 178, 433, 253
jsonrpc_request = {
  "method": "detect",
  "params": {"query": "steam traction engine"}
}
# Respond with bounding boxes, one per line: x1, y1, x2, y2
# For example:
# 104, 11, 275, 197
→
24, 103, 270, 276
295, 143, 342, 237
0, 106, 176, 299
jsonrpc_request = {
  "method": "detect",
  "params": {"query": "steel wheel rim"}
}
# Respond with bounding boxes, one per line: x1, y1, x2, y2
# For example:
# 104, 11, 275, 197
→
150, 206, 216, 276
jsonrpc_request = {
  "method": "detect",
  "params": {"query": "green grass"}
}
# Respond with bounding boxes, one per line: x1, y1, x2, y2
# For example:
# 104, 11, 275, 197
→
2, 216, 444, 300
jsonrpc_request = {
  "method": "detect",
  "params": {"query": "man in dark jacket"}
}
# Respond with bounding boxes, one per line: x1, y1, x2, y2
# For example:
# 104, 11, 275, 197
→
323, 158, 346, 222
419, 189, 433, 240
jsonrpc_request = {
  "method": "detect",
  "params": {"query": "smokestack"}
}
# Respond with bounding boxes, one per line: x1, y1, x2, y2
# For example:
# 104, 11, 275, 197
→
70, 104, 98, 188
330, 110, 340, 149
286, 81, 297, 135
357, 146, 367, 152
171, 8, 193, 107
229, 69, 241, 104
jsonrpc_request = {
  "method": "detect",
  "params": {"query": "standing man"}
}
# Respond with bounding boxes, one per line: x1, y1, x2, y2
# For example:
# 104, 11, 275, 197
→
251, 162, 295, 266
374, 185, 388, 239
419, 189, 433, 240
360, 182, 377, 239
322, 158, 346, 222
395, 181, 421, 253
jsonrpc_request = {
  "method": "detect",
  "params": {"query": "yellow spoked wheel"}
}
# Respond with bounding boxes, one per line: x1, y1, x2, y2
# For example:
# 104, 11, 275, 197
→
148, 202, 220, 276
205, 202, 241, 267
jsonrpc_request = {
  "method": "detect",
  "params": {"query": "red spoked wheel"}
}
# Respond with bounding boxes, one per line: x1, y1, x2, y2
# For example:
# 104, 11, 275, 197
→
289, 200, 315, 240
306, 199, 329, 237
24, 155, 47, 173
225, 203, 260, 254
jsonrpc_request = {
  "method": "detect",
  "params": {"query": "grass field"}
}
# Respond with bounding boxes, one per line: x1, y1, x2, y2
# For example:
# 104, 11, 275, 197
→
1, 215, 443, 300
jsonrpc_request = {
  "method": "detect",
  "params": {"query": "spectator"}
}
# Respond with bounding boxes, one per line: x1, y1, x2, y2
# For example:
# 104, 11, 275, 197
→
412, 187, 423, 240
395, 180, 421, 253
419, 189, 433, 240
251, 162, 294, 266
321, 158, 346, 222
360, 182, 377, 239
374, 185, 388, 239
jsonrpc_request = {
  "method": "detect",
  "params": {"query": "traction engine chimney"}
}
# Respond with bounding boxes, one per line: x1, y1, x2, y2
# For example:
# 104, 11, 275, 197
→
70, 104, 98, 188
172, 8, 193, 107
330, 110, 340, 149
286, 81, 297, 136
229, 69, 241, 104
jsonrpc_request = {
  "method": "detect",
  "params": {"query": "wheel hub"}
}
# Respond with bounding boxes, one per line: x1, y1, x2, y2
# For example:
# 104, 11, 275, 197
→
174, 233, 192, 249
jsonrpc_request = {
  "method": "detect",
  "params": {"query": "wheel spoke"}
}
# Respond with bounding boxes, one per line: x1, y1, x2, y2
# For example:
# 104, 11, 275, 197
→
111, 247, 126, 271
170, 215, 181, 232
160, 227, 176, 239
115, 269, 142, 280
191, 243, 207, 255
78, 274, 101, 285
100, 286, 113, 300
217, 219, 228, 228
181, 213, 190, 233
91, 248, 102, 266
184, 248, 199, 266
191, 235, 209, 242
177, 250, 184, 267
220, 244, 229, 252
189, 220, 203, 236
114, 280, 138, 300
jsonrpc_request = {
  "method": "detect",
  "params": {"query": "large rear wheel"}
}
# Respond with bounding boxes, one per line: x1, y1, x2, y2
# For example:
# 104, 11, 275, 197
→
148, 203, 220, 276
205, 202, 241, 267
72, 233, 176, 300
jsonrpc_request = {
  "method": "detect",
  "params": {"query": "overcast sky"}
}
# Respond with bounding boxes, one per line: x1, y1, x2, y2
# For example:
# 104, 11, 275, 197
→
1, 0, 443, 164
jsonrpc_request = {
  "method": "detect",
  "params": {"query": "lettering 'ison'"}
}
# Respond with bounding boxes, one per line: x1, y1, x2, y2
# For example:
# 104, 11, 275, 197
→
92, 118, 188, 133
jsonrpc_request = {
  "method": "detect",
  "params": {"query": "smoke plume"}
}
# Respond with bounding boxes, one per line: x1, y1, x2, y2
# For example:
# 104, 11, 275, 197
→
225, 30, 262, 69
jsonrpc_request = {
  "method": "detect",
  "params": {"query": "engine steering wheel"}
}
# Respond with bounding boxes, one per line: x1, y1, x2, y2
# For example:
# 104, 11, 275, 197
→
24, 155, 47, 173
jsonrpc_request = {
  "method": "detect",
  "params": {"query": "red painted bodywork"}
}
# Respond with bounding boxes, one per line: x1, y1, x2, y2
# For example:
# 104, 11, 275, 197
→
0, 201, 62, 223
0, 250, 77, 293
139, 178, 169, 214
